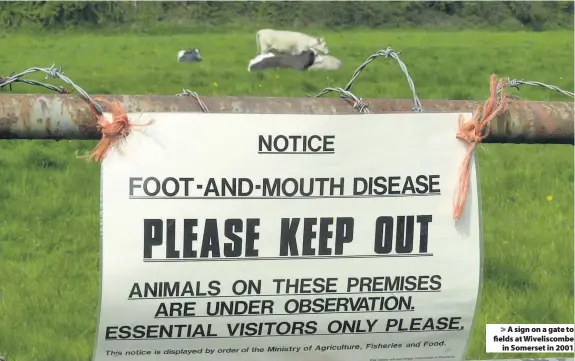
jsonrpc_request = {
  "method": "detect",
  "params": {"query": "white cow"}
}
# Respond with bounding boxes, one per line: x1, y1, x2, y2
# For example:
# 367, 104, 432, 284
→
309, 55, 342, 70
255, 29, 329, 55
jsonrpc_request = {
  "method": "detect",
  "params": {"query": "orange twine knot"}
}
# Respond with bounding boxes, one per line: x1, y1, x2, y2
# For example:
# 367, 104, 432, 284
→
87, 97, 152, 162
453, 74, 508, 220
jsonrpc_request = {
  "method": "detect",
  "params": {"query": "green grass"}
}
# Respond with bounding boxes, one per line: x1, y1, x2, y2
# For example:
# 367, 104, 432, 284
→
0, 30, 573, 361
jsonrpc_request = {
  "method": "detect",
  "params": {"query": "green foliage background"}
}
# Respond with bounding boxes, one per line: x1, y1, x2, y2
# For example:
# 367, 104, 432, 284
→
0, 1, 573, 32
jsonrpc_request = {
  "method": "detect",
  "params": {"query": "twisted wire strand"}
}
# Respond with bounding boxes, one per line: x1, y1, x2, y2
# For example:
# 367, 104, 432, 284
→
176, 89, 209, 112
0, 64, 102, 114
343, 47, 423, 112
313, 87, 371, 113
0, 75, 70, 94
498, 79, 574, 99
312, 47, 422, 112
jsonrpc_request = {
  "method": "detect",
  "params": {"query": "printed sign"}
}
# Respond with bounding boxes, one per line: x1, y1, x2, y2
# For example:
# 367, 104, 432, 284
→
94, 112, 482, 361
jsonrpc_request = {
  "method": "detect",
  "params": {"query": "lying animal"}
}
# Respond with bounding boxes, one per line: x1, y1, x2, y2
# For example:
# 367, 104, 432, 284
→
177, 48, 202, 62
247, 51, 316, 71
255, 29, 328, 55
248, 53, 275, 71
309, 55, 342, 70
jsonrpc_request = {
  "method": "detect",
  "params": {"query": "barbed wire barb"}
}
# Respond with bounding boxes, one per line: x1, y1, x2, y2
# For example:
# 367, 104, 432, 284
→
176, 89, 209, 112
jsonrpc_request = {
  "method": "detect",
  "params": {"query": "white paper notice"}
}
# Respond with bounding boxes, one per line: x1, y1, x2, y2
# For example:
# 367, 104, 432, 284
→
94, 112, 482, 361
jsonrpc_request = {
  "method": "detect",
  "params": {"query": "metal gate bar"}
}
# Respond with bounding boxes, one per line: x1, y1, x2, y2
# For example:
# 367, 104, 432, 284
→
0, 94, 572, 144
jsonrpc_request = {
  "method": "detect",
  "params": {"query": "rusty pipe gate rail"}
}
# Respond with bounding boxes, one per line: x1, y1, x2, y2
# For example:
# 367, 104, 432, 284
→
0, 94, 572, 144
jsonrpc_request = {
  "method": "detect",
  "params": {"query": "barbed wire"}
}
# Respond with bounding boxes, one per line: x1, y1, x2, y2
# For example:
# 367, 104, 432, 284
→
0, 64, 103, 114
312, 87, 370, 113
498, 79, 574, 99
346, 47, 422, 112
0, 73, 71, 94
176, 89, 209, 112
313, 47, 423, 113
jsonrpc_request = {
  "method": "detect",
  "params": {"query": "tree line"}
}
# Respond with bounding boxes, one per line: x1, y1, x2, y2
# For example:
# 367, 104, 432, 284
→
0, 1, 573, 32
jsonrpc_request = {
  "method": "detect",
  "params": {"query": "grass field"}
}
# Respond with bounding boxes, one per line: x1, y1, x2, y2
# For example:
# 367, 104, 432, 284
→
0, 30, 573, 361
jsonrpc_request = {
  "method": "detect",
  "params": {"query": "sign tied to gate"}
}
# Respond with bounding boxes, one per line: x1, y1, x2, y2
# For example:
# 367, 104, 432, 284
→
95, 112, 483, 361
